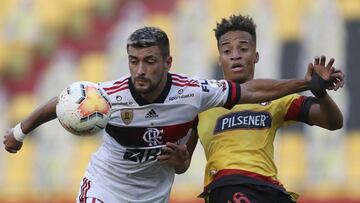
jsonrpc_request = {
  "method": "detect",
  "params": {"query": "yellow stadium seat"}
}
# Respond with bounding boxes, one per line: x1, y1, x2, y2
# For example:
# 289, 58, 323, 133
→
34, 0, 70, 30
7, 93, 37, 125
209, 0, 252, 23
2, 139, 36, 200
145, 13, 174, 43
272, 0, 306, 41
66, 0, 93, 12
0, 0, 19, 27
344, 132, 360, 198
68, 136, 102, 194
77, 52, 107, 83
0, 39, 9, 71
337, 0, 360, 20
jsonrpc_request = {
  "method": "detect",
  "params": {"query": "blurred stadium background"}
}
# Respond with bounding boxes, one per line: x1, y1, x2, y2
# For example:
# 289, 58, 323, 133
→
0, 0, 359, 202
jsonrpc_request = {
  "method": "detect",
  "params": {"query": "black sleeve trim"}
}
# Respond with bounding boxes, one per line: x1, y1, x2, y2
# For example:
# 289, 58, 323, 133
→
223, 81, 241, 109
299, 96, 318, 125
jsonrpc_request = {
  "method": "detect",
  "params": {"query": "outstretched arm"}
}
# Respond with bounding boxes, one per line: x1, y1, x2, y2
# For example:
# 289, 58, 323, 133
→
3, 97, 58, 153
238, 57, 342, 104
239, 78, 308, 104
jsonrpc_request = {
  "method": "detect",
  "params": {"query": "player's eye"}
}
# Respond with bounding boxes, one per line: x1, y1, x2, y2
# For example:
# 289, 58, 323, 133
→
146, 58, 156, 64
223, 50, 230, 55
129, 58, 138, 64
240, 47, 249, 52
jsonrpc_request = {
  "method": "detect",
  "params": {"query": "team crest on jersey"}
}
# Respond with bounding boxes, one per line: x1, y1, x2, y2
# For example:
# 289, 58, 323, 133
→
121, 109, 133, 125
143, 128, 163, 146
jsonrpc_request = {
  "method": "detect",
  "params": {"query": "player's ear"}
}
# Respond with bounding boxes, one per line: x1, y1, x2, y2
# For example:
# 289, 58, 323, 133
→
255, 51, 259, 64
165, 56, 172, 71
218, 55, 222, 68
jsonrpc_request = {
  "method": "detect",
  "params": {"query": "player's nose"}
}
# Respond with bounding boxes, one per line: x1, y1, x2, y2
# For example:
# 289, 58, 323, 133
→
230, 50, 241, 60
136, 62, 146, 75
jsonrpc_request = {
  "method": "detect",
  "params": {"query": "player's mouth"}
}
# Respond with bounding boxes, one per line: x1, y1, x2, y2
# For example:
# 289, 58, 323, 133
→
231, 63, 245, 71
135, 78, 149, 86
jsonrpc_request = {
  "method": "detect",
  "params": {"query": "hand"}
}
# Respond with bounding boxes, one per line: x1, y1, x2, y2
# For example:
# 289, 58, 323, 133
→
305, 56, 335, 82
3, 128, 23, 153
327, 69, 345, 91
157, 142, 190, 173
312, 56, 345, 91
305, 56, 344, 97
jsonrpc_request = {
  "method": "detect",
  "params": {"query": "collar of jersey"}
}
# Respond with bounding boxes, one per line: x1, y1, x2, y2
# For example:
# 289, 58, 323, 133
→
128, 73, 172, 106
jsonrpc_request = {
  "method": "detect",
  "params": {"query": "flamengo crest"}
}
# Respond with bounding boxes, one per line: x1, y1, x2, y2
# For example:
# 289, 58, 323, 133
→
143, 128, 163, 146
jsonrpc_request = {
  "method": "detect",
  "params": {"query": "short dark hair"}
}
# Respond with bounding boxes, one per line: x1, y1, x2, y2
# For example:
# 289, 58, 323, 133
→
214, 14, 256, 44
127, 26, 170, 57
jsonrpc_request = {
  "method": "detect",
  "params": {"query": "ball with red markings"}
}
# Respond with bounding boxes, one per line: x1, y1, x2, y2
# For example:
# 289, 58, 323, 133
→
56, 81, 111, 136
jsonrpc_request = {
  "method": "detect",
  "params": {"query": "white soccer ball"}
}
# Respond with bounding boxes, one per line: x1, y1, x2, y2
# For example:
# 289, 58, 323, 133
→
56, 81, 112, 136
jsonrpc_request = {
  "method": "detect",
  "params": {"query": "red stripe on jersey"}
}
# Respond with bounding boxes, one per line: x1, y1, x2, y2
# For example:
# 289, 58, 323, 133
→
223, 81, 241, 109
172, 78, 199, 86
172, 77, 197, 83
230, 82, 237, 103
114, 78, 128, 85
171, 73, 188, 80
79, 178, 86, 201
79, 178, 91, 203
106, 85, 129, 95
83, 180, 90, 202
172, 82, 199, 87
103, 81, 128, 91
284, 96, 306, 121
211, 169, 283, 188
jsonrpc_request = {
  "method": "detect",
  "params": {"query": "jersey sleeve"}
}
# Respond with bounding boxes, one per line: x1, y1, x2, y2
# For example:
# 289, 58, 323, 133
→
198, 79, 241, 112
282, 94, 318, 126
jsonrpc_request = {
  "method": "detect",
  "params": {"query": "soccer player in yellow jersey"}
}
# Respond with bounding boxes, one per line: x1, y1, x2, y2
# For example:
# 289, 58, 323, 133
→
158, 15, 345, 203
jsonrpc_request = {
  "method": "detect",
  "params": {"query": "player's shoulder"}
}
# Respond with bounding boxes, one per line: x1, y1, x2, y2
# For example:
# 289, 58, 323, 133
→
98, 75, 130, 87
170, 72, 201, 87
98, 75, 130, 95
272, 93, 303, 105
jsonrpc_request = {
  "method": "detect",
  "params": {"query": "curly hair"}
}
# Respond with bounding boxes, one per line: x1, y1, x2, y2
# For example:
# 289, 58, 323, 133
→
214, 14, 257, 44
127, 26, 170, 57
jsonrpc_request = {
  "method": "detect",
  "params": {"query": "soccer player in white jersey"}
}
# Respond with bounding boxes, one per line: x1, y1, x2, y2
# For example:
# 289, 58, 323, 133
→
3, 27, 342, 203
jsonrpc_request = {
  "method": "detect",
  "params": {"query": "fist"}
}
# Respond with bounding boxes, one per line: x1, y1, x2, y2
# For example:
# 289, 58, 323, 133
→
3, 128, 23, 153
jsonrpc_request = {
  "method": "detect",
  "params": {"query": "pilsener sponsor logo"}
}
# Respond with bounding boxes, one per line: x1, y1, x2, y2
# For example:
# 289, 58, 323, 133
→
214, 111, 272, 133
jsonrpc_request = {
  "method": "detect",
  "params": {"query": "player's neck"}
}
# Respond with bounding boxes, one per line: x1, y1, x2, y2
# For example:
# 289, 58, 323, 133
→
227, 77, 253, 84
140, 75, 168, 102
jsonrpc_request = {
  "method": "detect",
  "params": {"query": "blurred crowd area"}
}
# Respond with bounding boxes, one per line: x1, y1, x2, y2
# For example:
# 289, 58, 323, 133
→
0, 0, 359, 202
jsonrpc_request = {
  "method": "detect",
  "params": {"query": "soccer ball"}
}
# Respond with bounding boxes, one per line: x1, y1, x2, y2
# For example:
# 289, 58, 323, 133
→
56, 81, 112, 136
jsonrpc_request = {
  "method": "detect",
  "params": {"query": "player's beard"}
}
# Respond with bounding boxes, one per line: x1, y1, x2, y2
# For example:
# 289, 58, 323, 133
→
134, 76, 163, 94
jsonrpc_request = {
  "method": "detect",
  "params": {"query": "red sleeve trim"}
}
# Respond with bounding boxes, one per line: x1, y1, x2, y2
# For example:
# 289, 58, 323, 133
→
223, 81, 241, 109
284, 96, 306, 121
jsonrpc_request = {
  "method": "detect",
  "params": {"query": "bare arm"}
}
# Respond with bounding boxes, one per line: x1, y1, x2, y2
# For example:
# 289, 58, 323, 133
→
20, 97, 58, 134
239, 79, 308, 104
307, 57, 344, 130
3, 97, 58, 153
309, 94, 343, 130
238, 56, 343, 104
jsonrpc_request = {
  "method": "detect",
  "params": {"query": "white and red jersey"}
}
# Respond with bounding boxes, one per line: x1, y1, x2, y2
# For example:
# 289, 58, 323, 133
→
78, 73, 241, 203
